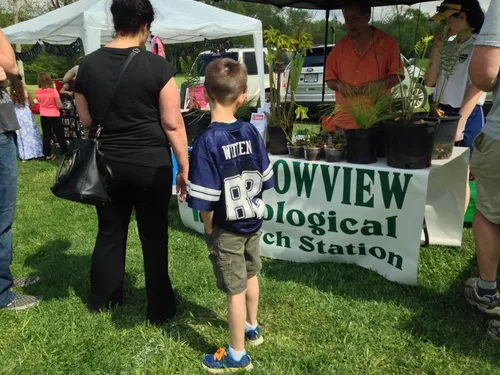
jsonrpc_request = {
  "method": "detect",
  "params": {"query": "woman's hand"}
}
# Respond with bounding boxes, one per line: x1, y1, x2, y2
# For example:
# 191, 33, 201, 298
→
455, 117, 466, 142
176, 172, 188, 202
433, 33, 444, 51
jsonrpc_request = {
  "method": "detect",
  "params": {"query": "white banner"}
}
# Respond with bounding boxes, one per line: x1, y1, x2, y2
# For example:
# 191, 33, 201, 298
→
178, 149, 469, 285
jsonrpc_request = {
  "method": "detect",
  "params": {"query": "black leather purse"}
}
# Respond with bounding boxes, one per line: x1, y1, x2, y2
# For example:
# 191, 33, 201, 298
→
51, 48, 140, 206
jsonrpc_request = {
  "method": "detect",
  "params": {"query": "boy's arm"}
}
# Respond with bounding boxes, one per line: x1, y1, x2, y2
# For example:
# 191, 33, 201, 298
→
187, 140, 222, 214
200, 211, 215, 234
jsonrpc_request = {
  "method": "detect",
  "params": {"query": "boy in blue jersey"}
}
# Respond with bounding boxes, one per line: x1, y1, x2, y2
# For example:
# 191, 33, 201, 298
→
187, 58, 274, 373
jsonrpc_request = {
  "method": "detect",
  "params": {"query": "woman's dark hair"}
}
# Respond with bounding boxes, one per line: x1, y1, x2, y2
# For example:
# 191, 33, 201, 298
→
451, 0, 484, 33
111, 0, 155, 37
9, 75, 25, 106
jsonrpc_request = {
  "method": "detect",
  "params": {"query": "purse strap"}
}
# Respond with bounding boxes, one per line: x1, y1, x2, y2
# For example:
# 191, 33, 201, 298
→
96, 47, 140, 138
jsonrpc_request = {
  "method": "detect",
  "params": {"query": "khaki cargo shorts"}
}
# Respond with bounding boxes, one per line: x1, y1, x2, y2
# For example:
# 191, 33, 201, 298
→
470, 133, 500, 224
205, 226, 262, 296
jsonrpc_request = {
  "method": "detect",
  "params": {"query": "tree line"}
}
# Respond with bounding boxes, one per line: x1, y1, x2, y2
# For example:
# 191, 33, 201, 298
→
0, 0, 438, 84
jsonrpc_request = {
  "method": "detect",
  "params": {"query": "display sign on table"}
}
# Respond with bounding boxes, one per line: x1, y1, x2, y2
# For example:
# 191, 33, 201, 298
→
179, 155, 435, 285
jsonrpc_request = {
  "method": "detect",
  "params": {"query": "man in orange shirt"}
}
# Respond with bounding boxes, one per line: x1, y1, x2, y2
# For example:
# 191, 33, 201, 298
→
325, 1, 403, 130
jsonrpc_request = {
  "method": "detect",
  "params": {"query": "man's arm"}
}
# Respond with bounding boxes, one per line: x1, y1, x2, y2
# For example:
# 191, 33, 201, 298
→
378, 74, 400, 90
470, 0, 500, 92
326, 79, 352, 96
0, 29, 18, 78
356, 74, 400, 94
470, 46, 500, 92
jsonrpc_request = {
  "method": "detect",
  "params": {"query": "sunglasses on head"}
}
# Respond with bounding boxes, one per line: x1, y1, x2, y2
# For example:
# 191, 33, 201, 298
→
436, 4, 466, 13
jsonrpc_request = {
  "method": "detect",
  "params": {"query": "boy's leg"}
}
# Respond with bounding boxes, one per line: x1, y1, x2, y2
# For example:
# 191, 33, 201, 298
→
244, 231, 264, 346
227, 291, 247, 352
202, 229, 253, 371
246, 274, 259, 326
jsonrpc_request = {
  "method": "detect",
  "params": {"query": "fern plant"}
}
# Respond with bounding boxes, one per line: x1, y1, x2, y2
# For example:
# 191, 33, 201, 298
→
264, 27, 313, 142
396, 34, 434, 122
431, 22, 473, 117
324, 82, 394, 130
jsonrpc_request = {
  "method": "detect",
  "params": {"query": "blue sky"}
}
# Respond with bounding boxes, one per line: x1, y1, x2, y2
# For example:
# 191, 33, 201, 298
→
312, 0, 492, 22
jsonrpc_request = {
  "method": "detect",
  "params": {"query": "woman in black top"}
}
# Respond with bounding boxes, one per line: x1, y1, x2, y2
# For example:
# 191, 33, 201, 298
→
74, 0, 188, 324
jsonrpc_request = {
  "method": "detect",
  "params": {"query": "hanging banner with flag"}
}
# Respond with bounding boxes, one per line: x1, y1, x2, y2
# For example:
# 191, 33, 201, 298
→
15, 42, 43, 62
44, 38, 84, 57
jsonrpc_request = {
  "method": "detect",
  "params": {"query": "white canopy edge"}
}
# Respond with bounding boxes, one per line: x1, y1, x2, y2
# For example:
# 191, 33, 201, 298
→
4, 0, 266, 105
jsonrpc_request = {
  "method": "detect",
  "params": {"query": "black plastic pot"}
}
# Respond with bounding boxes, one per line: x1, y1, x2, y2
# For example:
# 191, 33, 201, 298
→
432, 113, 461, 160
324, 147, 344, 162
412, 111, 431, 120
385, 117, 438, 169
304, 147, 321, 161
319, 145, 325, 159
182, 110, 211, 146
268, 126, 288, 155
287, 145, 303, 159
345, 128, 377, 164
373, 123, 386, 158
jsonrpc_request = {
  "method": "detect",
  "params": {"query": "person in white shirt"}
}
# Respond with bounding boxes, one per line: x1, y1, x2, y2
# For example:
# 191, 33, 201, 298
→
426, 0, 485, 210
466, 0, 500, 340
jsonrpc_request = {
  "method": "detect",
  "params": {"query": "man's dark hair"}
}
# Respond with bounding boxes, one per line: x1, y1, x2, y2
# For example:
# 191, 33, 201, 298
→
449, 0, 484, 33
343, 0, 372, 19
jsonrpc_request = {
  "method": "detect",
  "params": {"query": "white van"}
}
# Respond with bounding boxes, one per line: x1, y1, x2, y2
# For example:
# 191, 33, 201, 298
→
196, 48, 290, 107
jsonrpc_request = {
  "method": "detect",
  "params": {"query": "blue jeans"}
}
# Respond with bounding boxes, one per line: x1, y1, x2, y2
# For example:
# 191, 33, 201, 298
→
0, 131, 17, 307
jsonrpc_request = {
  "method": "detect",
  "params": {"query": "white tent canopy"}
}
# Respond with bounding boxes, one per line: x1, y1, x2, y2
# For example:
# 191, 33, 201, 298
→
3, 0, 266, 104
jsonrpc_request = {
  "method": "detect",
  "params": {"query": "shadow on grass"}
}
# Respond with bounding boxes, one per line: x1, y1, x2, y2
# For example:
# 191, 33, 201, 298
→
23, 239, 89, 303
261, 256, 500, 367
23, 239, 224, 353
166, 199, 500, 363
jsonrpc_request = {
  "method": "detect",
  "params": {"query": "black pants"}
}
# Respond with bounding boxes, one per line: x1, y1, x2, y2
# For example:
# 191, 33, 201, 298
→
40, 116, 68, 157
90, 160, 175, 323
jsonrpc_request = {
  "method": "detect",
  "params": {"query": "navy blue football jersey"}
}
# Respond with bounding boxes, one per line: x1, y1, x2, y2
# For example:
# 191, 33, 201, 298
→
187, 120, 274, 234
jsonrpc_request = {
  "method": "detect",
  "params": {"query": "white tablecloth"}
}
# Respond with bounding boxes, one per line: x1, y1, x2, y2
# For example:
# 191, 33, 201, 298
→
178, 147, 469, 285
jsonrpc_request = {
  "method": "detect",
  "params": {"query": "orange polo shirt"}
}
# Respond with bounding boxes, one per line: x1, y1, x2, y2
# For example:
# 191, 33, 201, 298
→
325, 28, 403, 130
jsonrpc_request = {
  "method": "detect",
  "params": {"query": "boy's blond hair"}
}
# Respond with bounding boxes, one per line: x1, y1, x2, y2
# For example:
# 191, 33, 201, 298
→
204, 58, 247, 106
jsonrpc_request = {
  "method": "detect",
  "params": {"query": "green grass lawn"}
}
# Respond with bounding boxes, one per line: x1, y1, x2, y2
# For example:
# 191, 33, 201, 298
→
0, 157, 499, 374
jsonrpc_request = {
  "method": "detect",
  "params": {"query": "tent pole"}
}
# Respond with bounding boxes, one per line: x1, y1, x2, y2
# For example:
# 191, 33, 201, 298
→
321, 9, 330, 104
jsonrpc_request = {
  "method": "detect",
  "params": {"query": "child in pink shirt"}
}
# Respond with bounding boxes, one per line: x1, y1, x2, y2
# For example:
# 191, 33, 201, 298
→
35, 73, 68, 160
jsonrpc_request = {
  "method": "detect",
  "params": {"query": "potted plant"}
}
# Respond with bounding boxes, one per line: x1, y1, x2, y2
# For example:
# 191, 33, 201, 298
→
303, 134, 321, 161
235, 100, 252, 122
179, 55, 211, 146
327, 82, 393, 164
264, 27, 313, 155
384, 35, 439, 169
324, 128, 346, 163
428, 22, 471, 160
287, 105, 310, 159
